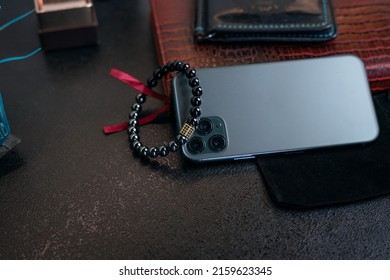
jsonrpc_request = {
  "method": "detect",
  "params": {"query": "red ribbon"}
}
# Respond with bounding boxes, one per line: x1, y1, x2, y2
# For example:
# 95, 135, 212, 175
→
103, 68, 171, 135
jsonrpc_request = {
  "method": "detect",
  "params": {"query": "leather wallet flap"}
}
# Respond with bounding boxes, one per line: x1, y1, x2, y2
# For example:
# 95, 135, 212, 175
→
195, 0, 337, 42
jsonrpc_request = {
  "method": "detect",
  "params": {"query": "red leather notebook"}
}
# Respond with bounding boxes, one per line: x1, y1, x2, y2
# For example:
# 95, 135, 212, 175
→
150, 0, 390, 94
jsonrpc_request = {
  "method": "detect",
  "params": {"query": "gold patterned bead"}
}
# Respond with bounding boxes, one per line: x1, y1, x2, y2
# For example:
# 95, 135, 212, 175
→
180, 123, 195, 139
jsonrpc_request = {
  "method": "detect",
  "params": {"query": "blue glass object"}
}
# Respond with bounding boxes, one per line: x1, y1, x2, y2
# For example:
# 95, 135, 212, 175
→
0, 92, 11, 145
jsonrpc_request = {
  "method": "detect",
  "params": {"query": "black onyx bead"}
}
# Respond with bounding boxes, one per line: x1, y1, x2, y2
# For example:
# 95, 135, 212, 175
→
186, 69, 197, 79
187, 117, 199, 127
136, 93, 146, 104
129, 133, 139, 142
129, 111, 138, 119
168, 61, 178, 71
181, 63, 190, 72
174, 61, 183, 70
128, 118, 138, 127
149, 147, 158, 158
131, 141, 142, 151
169, 141, 179, 152
127, 126, 137, 135
190, 106, 202, 117
192, 86, 203, 96
147, 77, 158, 88
161, 65, 169, 74
176, 135, 188, 145
189, 77, 200, 87
153, 68, 162, 79
140, 146, 149, 157
131, 103, 142, 113
191, 96, 202, 106
159, 145, 169, 157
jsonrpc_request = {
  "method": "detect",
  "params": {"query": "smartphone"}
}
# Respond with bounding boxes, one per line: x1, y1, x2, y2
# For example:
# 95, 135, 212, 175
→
172, 55, 379, 162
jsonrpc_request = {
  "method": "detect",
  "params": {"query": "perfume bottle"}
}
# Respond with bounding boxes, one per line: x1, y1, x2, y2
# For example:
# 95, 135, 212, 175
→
34, 0, 99, 50
0, 93, 11, 146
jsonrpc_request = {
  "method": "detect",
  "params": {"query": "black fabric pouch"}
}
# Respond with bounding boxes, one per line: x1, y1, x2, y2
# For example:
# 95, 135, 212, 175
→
257, 92, 390, 209
194, 0, 337, 42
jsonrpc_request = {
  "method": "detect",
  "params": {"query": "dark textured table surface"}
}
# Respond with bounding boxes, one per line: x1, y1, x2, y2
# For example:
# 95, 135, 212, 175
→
1, 0, 390, 260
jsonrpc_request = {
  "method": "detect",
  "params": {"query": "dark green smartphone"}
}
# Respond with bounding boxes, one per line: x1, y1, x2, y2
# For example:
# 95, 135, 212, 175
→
172, 55, 379, 162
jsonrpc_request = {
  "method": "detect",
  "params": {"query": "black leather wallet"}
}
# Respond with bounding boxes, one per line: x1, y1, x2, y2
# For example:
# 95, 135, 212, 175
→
257, 92, 390, 209
194, 0, 337, 42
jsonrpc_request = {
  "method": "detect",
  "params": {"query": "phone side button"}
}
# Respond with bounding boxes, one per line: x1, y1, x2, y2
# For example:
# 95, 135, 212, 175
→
234, 155, 255, 161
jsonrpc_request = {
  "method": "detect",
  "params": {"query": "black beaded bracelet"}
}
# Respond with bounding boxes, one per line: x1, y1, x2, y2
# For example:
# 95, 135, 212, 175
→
128, 60, 202, 158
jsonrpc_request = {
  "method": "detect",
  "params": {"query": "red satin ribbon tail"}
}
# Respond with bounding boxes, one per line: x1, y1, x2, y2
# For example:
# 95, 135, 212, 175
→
103, 122, 128, 135
104, 68, 172, 135
110, 68, 169, 102
103, 104, 171, 135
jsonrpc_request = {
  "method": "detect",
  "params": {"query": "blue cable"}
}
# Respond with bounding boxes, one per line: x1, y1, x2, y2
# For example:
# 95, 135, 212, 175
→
0, 8, 35, 31
0, 8, 41, 63
0, 47, 42, 64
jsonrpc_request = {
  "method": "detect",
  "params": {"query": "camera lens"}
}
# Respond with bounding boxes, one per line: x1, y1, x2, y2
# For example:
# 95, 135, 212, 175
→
209, 134, 226, 151
188, 137, 205, 154
198, 118, 213, 135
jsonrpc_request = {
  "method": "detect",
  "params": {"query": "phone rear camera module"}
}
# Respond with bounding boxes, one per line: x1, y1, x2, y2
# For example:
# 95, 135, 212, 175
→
188, 137, 206, 154
198, 118, 213, 135
209, 134, 226, 151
